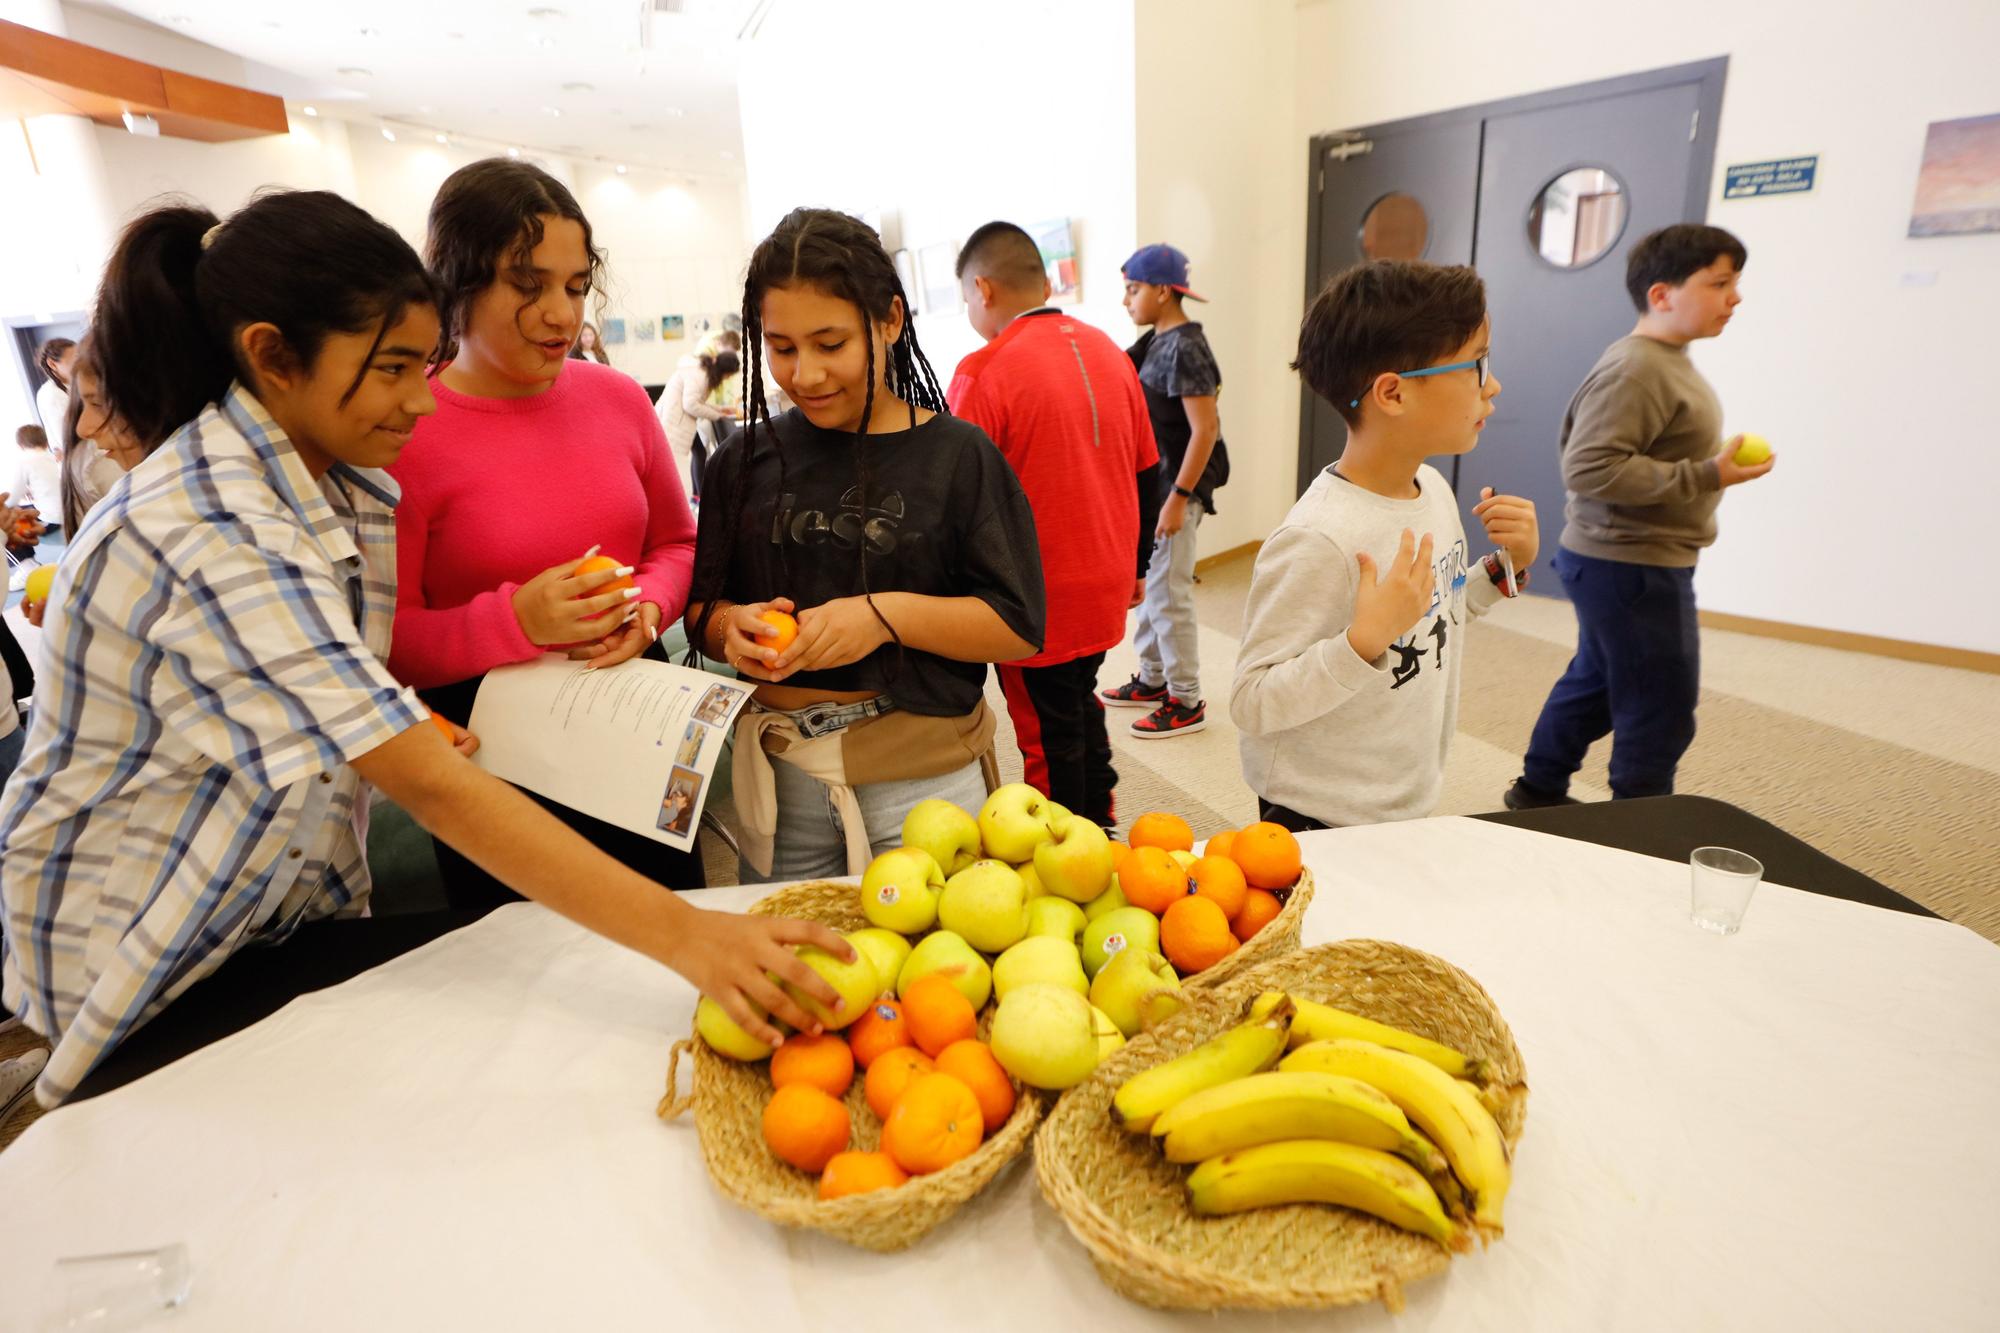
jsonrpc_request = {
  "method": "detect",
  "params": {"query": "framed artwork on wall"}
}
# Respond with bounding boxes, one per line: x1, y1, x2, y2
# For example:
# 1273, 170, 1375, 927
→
1909, 112, 2000, 237
600, 317, 627, 346
661, 314, 686, 340
1029, 218, 1080, 304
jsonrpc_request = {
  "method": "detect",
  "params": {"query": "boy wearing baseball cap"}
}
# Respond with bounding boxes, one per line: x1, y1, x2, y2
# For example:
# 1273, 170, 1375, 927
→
1102, 243, 1229, 738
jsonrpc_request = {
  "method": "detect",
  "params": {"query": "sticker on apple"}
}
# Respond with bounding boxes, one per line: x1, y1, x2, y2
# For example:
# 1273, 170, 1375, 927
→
876, 884, 900, 905
1104, 933, 1126, 957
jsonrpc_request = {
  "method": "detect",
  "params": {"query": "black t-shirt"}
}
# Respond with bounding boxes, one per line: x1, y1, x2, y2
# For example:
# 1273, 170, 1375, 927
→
692, 407, 1046, 717
1129, 322, 1230, 514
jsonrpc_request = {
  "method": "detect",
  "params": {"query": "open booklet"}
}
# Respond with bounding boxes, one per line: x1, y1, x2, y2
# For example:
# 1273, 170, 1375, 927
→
466, 657, 752, 853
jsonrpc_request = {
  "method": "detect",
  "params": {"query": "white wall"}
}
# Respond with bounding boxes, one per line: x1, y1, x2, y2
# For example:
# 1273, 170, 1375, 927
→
1135, 0, 1303, 561
1292, 0, 2000, 654
735, 0, 1137, 387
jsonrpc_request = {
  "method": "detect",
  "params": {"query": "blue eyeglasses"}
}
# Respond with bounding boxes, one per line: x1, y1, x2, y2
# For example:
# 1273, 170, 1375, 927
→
1350, 353, 1491, 409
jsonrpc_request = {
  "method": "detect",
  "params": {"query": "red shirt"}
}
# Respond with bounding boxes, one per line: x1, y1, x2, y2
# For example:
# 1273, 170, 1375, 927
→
949, 310, 1159, 667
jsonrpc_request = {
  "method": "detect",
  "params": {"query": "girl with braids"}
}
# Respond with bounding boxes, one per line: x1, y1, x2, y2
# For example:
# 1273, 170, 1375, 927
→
390, 158, 703, 906
0, 193, 849, 1107
687, 208, 1047, 882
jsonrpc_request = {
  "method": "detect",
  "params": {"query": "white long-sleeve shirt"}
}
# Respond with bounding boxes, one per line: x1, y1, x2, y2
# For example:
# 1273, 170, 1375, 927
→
9, 449, 63, 520
653, 359, 737, 501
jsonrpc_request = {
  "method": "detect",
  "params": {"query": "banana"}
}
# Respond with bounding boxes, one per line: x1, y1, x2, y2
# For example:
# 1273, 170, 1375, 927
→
1151, 1071, 1449, 1180
1275, 991, 1491, 1083
1112, 992, 1294, 1133
1281, 1039, 1511, 1237
1186, 1139, 1469, 1252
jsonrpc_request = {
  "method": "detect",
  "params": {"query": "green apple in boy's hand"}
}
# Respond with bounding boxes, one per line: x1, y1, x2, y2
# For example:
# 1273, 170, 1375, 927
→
1731, 433, 1771, 466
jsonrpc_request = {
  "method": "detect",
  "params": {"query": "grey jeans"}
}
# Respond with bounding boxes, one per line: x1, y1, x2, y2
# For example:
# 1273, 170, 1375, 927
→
1133, 495, 1204, 703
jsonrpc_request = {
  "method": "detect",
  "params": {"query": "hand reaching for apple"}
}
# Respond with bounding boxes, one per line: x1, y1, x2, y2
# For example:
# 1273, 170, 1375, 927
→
1472, 486, 1538, 570
670, 908, 857, 1046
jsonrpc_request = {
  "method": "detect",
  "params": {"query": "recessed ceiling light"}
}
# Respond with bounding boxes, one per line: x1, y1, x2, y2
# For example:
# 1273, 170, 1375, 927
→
359, 27, 381, 38
540, 106, 563, 117
338, 67, 373, 78
381, 126, 396, 141
561, 82, 594, 93
615, 163, 627, 175
434, 133, 449, 145
166, 14, 193, 25
534, 35, 555, 48
507, 147, 522, 158
301, 105, 319, 117
527, 6, 565, 18
662, 107, 686, 118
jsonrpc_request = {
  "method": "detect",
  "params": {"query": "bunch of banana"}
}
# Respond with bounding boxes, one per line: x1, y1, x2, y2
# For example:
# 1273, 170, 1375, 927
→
1110, 992, 1294, 1133
1187, 1141, 1470, 1253
1281, 992, 1491, 1084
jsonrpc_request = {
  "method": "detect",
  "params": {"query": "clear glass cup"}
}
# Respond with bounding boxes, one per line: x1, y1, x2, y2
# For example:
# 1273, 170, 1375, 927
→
1690, 847, 1763, 935
44, 1244, 192, 1331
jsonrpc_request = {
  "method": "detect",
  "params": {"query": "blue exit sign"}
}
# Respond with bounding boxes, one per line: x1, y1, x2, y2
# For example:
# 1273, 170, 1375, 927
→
1724, 156, 1819, 198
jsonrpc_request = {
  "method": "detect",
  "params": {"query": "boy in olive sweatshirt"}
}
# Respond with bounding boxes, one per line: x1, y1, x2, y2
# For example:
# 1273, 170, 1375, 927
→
1507, 225, 1776, 808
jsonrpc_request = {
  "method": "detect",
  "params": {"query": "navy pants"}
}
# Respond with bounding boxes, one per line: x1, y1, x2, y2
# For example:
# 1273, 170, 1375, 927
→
1521, 549, 1700, 800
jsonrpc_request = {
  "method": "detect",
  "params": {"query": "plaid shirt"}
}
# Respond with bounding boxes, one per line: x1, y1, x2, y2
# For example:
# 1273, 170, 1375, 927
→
0, 384, 425, 1106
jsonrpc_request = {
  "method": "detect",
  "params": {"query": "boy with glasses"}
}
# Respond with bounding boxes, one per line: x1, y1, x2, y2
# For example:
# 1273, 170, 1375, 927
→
1232, 261, 1537, 831
1506, 224, 1774, 809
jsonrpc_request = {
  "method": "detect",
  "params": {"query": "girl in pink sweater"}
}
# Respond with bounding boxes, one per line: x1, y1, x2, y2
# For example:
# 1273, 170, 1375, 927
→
390, 159, 701, 903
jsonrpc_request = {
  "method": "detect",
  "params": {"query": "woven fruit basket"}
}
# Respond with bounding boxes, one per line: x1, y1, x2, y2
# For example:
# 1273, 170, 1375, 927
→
658, 880, 1044, 1253
1179, 866, 1314, 991
1034, 939, 1527, 1312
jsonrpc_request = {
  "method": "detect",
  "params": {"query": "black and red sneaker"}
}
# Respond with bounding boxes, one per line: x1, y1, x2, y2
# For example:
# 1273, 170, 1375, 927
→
1130, 696, 1206, 738
1100, 675, 1169, 708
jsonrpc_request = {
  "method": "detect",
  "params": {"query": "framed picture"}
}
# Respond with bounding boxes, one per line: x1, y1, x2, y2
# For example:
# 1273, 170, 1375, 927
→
661, 314, 687, 340
634, 319, 657, 343
1029, 218, 1081, 304
916, 240, 962, 315
1910, 113, 2000, 237
600, 317, 627, 346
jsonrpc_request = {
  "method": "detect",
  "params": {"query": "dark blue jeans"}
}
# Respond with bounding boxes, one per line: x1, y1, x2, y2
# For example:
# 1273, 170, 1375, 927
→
1521, 549, 1700, 800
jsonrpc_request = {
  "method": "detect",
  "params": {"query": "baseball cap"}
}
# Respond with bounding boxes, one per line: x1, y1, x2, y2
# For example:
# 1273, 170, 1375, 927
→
1121, 244, 1207, 301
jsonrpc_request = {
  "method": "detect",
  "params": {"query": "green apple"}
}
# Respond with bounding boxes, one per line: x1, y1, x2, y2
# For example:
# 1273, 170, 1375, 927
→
1090, 1004, 1126, 1059
1025, 896, 1087, 945
1088, 947, 1184, 1036
1016, 861, 1048, 899
901, 798, 982, 877
1034, 812, 1115, 904
938, 859, 1029, 954
1732, 432, 1771, 466
989, 983, 1100, 1090
860, 846, 943, 935
848, 928, 913, 995
694, 995, 773, 1061
978, 782, 1057, 863
992, 935, 1089, 1000
1083, 879, 1128, 922
1082, 905, 1162, 978
782, 944, 880, 1031
896, 929, 992, 1011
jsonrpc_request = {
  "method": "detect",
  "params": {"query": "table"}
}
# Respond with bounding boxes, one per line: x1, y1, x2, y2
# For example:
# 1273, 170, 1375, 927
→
3, 816, 1997, 1331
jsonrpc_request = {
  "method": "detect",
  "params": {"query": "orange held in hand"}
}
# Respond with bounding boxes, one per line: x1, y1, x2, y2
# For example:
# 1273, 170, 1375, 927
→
770, 1031, 855, 1097
1189, 855, 1249, 921
427, 713, 458, 743
881, 1072, 984, 1175
847, 997, 913, 1069
758, 610, 799, 653
1129, 811, 1194, 854
1233, 888, 1284, 942
573, 553, 636, 595
934, 1039, 1016, 1135
1162, 895, 1238, 974
865, 1047, 935, 1121
902, 974, 978, 1057
1121, 845, 1191, 914
763, 1084, 851, 1173
1231, 821, 1303, 889
818, 1150, 909, 1200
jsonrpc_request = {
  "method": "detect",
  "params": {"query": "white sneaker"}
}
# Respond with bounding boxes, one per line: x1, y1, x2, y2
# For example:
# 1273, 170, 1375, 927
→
1, 1046, 49, 1121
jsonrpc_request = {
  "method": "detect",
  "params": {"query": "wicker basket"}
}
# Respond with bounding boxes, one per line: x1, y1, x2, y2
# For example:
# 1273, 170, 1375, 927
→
1034, 940, 1527, 1312
1180, 866, 1315, 991
657, 880, 1044, 1253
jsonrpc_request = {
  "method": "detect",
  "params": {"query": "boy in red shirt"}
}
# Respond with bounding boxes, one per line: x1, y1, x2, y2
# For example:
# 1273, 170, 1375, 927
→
949, 221, 1161, 828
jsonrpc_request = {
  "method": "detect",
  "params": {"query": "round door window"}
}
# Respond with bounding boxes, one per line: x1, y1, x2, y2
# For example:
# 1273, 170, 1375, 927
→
1528, 167, 1628, 268
1359, 192, 1429, 261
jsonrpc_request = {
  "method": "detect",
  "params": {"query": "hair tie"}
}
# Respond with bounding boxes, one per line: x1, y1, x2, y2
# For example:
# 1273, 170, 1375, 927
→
201, 223, 224, 250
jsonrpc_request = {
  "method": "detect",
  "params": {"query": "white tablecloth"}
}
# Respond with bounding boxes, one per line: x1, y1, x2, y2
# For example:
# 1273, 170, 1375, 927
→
2, 816, 1997, 1331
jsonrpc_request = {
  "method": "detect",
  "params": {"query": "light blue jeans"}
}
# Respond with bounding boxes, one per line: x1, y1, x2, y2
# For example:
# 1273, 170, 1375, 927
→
1133, 495, 1205, 703
744, 754, 990, 885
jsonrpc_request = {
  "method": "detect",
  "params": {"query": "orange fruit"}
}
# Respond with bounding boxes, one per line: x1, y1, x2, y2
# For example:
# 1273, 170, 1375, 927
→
881, 1072, 984, 1174
762, 1084, 850, 1173
847, 997, 912, 1069
1161, 896, 1238, 974
757, 610, 799, 652
1120, 845, 1192, 915
1107, 840, 1135, 883
1204, 828, 1240, 862
1233, 888, 1284, 942
1129, 811, 1194, 854
818, 1150, 909, 1200
769, 1032, 855, 1097
573, 553, 635, 595
1231, 822, 1303, 889
902, 974, 978, 1057
1188, 855, 1248, 922
934, 1039, 1016, 1135
865, 1047, 935, 1121
427, 713, 458, 743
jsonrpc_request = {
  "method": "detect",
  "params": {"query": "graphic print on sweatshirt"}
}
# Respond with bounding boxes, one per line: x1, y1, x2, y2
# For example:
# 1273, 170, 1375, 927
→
769, 487, 925, 560
1390, 537, 1470, 692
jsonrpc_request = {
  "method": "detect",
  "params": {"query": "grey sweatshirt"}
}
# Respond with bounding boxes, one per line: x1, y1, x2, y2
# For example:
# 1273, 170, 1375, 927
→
1232, 465, 1503, 827
1558, 334, 1725, 568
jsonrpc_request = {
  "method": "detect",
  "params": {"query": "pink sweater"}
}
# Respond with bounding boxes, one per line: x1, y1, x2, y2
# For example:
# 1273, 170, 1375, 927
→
387, 359, 696, 690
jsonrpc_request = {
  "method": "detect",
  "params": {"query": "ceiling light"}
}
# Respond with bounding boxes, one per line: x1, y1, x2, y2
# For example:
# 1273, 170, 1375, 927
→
301, 105, 319, 117
166, 14, 193, 26
121, 111, 160, 137
338, 67, 373, 78
359, 27, 381, 38
435, 133, 449, 145
507, 147, 521, 158
615, 163, 627, 175
534, 35, 554, 48
541, 106, 563, 117
527, 6, 566, 18
561, 82, 594, 93
381, 126, 396, 141
662, 107, 686, 118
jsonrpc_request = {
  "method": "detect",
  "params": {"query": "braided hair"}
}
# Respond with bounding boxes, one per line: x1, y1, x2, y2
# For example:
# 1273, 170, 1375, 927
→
688, 208, 948, 672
